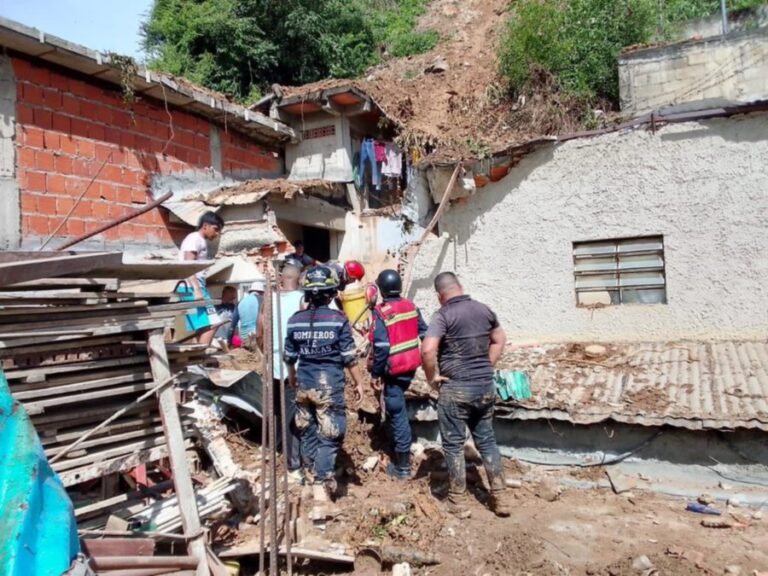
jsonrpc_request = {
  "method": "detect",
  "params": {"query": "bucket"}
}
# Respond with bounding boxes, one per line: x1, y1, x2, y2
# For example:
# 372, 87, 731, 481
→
223, 561, 240, 576
340, 285, 369, 327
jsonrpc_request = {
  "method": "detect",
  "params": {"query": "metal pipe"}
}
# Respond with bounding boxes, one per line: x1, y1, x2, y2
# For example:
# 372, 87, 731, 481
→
267, 262, 279, 576
273, 259, 293, 576
55, 191, 173, 251
720, 0, 729, 35
258, 265, 273, 576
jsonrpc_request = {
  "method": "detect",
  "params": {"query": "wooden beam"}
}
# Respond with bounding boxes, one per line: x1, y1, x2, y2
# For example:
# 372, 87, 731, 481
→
147, 330, 209, 576
0, 252, 123, 286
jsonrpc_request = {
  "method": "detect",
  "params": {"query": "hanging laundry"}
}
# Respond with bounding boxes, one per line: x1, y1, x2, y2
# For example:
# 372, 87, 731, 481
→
359, 138, 380, 190
382, 143, 403, 177
374, 140, 386, 162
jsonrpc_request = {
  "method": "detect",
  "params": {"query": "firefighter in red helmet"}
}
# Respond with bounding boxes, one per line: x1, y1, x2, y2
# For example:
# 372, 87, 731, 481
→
368, 269, 428, 479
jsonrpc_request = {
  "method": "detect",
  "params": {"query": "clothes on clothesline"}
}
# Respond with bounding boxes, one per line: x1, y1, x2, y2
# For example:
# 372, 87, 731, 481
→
374, 140, 386, 162
359, 138, 380, 190
382, 143, 402, 177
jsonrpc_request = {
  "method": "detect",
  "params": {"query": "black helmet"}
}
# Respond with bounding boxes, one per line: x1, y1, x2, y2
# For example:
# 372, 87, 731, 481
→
376, 269, 402, 297
302, 265, 339, 296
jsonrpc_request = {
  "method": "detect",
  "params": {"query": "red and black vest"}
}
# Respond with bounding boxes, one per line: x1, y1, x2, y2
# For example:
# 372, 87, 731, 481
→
368, 299, 422, 375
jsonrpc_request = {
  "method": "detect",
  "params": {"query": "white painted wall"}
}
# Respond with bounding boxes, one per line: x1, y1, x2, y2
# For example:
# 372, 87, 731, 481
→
286, 115, 352, 181
409, 114, 768, 343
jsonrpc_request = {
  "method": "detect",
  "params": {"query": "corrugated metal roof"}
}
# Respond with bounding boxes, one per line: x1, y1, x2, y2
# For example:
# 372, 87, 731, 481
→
495, 340, 768, 431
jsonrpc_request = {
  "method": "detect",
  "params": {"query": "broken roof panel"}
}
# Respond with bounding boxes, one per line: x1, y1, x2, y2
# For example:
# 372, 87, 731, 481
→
493, 340, 768, 431
196, 178, 342, 206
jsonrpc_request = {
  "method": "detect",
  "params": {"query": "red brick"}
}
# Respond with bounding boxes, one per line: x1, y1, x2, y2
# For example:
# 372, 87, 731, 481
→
68, 79, 87, 98
23, 127, 45, 148
70, 118, 92, 139
33, 108, 53, 130
26, 64, 51, 86
91, 201, 110, 219
17, 104, 34, 125
55, 155, 73, 174
18, 148, 35, 169
72, 159, 93, 178
104, 127, 122, 146
11, 57, 33, 76
57, 197, 74, 214
98, 182, 116, 202
37, 194, 57, 215
43, 131, 60, 150
22, 83, 45, 105
95, 105, 114, 125
59, 134, 77, 156
27, 215, 50, 235
47, 174, 67, 194
113, 110, 132, 129
102, 165, 122, 183
87, 124, 106, 141
108, 203, 127, 219
77, 140, 96, 159
49, 72, 69, 93
52, 114, 72, 134
62, 95, 80, 116
21, 194, 37, 214
131, 188, 148, 204
23, 170, 46, 192
43, 89, 63, 109
95, 143, 112, 163
121, 133, 136, 150
73, 200, 93, 218
35, 150, 56, 172
66, 219, 86, 236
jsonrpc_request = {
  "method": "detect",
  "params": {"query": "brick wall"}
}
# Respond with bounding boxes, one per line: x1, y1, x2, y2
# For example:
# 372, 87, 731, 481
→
619, 28, 768, 114
12, 56, 282, 249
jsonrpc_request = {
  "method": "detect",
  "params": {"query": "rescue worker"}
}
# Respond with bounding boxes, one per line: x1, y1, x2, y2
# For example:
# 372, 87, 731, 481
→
284, 265, 365, 503
324, 260, 365, 310
368, 269, 428, 480
421, 271, 512, 518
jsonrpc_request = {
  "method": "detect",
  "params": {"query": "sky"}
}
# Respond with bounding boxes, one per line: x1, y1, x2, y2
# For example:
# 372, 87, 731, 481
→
0, 0, 154, 60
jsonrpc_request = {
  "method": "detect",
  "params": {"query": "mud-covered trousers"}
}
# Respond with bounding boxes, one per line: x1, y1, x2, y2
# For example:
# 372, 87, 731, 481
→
437, 380, 505, 495
295, 383, 346, 482
383, 375, 413, 454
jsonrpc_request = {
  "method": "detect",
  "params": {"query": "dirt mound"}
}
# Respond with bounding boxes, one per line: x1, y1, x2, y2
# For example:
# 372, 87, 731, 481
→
280, 0, 593, 158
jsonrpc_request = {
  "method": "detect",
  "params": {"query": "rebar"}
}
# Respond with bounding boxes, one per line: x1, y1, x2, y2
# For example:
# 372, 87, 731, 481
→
274, 258, 293, 576
258, 265, 273, 576
267, 263, 279, 576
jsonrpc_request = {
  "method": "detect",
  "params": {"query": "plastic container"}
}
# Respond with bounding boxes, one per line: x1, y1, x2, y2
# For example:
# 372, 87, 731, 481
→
494, 370, 533, 401
686, 502, 721, 515
223, 560, 240, 575
340, 284, 369, 327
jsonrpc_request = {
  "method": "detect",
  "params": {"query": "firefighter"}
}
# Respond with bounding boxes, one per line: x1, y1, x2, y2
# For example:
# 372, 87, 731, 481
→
368, 269, 428, 480
284, 265, 365, 502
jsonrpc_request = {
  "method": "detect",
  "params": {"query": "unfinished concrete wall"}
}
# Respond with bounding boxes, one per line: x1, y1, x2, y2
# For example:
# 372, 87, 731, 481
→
0, 55, 19, 249
409, 114, 768, 343
286, 115, 351, 181
619, 28, 768, 114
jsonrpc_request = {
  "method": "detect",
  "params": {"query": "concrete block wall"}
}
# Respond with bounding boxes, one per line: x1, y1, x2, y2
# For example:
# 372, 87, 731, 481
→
619, 28, 768, 114
9, 55, 281, 250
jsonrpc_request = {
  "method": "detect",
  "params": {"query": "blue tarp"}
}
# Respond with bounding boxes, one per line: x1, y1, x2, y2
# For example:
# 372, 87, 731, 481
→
0, 369, 80, 576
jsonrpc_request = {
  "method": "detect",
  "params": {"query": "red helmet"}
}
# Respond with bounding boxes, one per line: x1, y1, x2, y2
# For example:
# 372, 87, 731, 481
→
344, 260, 365, 282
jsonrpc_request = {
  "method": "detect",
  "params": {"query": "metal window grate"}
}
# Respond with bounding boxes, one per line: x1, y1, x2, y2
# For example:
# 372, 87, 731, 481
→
573, 235, 667, 307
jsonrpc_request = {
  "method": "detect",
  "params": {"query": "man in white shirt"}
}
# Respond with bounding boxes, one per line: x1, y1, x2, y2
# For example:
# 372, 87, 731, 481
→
179, 211, 224, 345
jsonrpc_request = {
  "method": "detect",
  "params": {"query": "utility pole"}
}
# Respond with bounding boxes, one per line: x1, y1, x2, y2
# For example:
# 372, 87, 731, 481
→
720, 0, 729, 35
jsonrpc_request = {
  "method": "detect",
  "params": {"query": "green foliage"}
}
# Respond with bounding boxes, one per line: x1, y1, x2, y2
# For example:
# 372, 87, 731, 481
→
142, 0, 437, 102
498, 0, 768, 107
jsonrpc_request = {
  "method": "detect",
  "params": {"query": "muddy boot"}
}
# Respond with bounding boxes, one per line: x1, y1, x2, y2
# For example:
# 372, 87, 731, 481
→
487, 489, 513, 518
386, 452, 411, 480
446, 491, 472, 519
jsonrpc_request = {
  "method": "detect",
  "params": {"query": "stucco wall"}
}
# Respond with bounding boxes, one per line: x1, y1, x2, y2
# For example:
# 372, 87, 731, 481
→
286, 115, 352, 181
619, 28, 768, 114
409, 114, 768, 343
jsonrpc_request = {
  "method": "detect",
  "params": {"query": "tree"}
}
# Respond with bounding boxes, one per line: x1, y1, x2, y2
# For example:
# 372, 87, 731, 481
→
141, 0, 437, 103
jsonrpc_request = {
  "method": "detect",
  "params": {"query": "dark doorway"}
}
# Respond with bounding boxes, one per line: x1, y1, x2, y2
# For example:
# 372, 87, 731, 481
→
302, 226, 331, 262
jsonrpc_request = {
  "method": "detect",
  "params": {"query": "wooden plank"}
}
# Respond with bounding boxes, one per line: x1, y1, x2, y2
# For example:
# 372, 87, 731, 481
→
4, 356, 148, 380
0, 252, 123, 286
25, 381, 159, 412
0, 309, 182, 334
68, 260, 212, 281
147, 330, 209, 576
0, 320, 169, 351
44, 424, 167, 456
0, 335, 132, 358
41, 415, 161, 445
81, 538, 155, 557
14, 365, 151, 391
12, 371, 152, 399
0, 277, 118, 290
74, 480, 174, 519
218, 544, 354, 563
52, 434, 169, 472
0, 300, 150, 317
58, 444, 174, 487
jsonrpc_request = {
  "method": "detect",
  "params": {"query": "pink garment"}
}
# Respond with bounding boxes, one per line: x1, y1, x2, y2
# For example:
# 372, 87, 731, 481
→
374, 141, 386, 162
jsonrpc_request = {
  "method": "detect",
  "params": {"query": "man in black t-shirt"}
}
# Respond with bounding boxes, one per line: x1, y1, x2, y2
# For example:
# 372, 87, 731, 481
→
421, 272, 512, 518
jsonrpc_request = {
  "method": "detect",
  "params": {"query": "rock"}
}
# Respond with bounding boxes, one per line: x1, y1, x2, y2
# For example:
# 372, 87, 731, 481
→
392, 563, 412, 576
585, 344, 608, 358
425, 56, 449, 74
362, 455, 379, 472
725, 565, 742, 575
631, 555, 654, 572
698, 493, 715, 505
505, 478, 523, 488
752, 510, 763, 520
727, 497, 742, 508
606, 469, 638, 494
535, 477, 561, 502
719, 481, 733, 490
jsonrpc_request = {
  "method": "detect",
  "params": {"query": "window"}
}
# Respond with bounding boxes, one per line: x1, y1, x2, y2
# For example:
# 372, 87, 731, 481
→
573, 236, 667, 306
